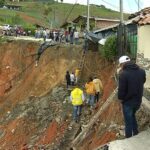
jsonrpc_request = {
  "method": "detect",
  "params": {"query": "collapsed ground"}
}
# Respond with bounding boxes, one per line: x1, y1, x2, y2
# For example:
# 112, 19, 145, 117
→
0, 41, 149, 150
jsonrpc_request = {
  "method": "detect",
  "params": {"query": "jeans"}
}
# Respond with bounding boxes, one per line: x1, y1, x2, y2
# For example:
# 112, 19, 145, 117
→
70, 36, 74, 44
87, 95, 95, 107
122, 104, 140, 138
73, 105, 82, 121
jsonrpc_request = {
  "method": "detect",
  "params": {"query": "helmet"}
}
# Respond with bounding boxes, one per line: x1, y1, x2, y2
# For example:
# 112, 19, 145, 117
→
119, 56, 130, 64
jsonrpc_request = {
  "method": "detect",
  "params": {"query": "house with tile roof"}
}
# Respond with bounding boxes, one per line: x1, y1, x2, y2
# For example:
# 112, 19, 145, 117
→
130, 7, 150, 59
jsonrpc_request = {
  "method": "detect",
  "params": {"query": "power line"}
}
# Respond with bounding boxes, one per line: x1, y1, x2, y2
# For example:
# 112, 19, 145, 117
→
135, 0, 141, 11
100, 0, 119, 10
64, 0, 78, 23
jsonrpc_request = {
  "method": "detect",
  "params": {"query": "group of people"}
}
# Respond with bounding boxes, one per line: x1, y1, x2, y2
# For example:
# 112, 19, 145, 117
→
69, 75, 103, 123
35, 28, 80, 45
65, 68, 80, 88
69, 55, 146, 140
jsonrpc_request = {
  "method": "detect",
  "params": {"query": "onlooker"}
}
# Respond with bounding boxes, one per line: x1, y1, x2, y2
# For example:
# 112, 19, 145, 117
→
85, 77, 96, 108
118, 55, 146, 138
43, 29, 47, 41
70, 72, 75, 86
93, 76, 103, 102
70, 84, 85, 122
70, 29, 74, 44
74, 30, 79, 45
65, 30, 69, 43
65, 71, 71, 89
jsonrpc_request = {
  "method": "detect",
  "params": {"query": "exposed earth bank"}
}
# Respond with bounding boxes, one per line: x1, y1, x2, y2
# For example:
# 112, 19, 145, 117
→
0, 41, 149, 150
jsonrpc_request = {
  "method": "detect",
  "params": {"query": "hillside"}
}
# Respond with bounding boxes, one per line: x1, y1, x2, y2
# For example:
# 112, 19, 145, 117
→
0, 39, 149, 149
0, 1, 129, 28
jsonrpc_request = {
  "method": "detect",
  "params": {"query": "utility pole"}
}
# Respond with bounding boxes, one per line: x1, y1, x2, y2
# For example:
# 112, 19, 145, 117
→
87, 0, 90, 31
120, 0, 123, 24
118, 0, 124, 56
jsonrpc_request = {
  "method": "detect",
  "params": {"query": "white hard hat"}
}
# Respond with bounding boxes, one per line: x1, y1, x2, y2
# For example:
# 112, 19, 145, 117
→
119, 55, 130, 64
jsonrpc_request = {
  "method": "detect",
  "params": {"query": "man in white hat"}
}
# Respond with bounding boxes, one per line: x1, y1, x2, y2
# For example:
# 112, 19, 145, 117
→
118, 55, 146, 138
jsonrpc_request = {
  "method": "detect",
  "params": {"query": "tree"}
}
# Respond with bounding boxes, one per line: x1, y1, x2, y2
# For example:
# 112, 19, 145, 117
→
0, 0, 5, 6
102, 35, 117, 61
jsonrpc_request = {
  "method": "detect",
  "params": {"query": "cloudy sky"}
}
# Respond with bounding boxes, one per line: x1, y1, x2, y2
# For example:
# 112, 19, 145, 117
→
60, 0, 150, 13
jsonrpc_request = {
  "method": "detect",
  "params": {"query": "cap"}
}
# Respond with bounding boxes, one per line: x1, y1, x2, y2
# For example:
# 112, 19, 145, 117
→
119, 56, 130, 64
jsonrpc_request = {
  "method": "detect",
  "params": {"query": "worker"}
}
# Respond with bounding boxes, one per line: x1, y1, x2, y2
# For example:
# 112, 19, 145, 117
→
75, 68, 80, 84
93, 76, 103, 103
70, 83, 85, 122
85, 77, 96, 108
65, 71, 71, 89
70, 72, 75, 86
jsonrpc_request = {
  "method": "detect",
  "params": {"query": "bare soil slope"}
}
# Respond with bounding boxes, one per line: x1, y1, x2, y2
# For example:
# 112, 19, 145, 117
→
0, 41, 149, 150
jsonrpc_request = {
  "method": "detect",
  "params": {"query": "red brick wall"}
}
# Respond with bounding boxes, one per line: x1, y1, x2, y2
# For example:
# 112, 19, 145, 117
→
95, 20, 119, 29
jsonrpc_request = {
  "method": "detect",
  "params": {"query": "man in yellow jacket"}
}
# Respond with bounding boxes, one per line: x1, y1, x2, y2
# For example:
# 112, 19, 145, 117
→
70, 84, 85, 122
93, 76, 103, 102
85, 77, 96, 108
75, 68, 80, 84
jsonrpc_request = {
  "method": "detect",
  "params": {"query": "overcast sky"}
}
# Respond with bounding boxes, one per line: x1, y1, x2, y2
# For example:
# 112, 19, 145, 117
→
59, 0, 150, 13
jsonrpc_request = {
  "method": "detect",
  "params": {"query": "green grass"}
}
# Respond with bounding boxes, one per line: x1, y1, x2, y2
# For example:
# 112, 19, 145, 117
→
0, 1, 129, 28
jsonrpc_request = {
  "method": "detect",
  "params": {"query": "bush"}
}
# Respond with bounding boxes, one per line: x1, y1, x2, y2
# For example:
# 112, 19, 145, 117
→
0, 0, 5, 6
101, 35, 117, 61
23, 24, 36, 35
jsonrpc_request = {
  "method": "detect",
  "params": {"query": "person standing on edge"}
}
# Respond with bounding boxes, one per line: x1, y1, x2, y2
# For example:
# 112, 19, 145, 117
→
85, 77, 96, 109
118, 55, 146, 138
65, 71, 71, 89
93, 76, 103, 103
70, 84, 85, 123
74, 30, 79, 45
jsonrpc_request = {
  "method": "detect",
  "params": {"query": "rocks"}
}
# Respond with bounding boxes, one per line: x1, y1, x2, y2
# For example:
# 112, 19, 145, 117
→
137, 53, 150, 71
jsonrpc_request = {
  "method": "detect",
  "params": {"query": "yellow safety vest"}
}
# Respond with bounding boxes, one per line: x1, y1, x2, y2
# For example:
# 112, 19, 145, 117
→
71, 88, 83, 106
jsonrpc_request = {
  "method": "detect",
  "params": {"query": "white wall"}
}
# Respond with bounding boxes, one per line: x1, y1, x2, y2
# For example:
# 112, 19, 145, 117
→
138, 25, 150, 59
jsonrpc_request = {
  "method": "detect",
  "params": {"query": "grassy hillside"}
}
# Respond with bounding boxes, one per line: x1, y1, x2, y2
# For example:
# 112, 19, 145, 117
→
0, 1, 129, 29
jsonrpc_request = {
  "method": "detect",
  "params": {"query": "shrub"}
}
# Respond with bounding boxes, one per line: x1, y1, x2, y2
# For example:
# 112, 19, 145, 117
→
102, 35, 117, 61
23, 24, 36, 35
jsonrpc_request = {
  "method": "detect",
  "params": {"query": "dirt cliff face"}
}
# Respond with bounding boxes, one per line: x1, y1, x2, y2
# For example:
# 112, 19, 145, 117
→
0, 41, 149, 150
0, 41, 82, 149
0, 41, 122, 149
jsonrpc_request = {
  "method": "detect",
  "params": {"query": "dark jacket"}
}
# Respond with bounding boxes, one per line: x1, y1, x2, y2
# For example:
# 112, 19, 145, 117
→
118, 62, 146, 106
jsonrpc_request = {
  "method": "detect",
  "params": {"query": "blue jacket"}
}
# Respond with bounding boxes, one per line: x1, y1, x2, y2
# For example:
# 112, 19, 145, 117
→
118, 62, 146, 106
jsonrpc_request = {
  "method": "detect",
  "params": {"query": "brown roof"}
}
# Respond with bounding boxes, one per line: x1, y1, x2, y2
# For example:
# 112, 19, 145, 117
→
129, 7, 150, 25
72, 15, 120, 23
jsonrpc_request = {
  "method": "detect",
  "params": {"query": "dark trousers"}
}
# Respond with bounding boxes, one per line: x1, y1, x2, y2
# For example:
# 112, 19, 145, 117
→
95, 92, 100, 103
122, 104, 140, 138
66, 81, 70, 88
71, 81, 74, 86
